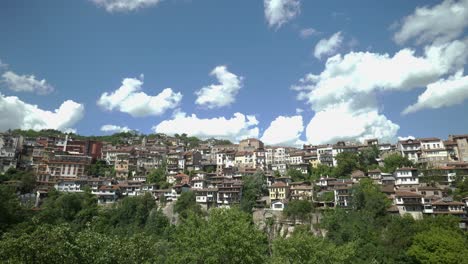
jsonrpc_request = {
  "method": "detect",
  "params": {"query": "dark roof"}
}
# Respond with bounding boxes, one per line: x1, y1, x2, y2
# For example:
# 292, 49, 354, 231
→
269, 182, 287, 188
395, 191, 422, 198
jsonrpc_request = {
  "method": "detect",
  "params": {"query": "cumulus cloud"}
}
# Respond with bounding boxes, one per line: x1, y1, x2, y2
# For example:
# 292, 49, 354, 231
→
0, 93, 84, 132
100, 124, 132, 133
394, 0, 468, 45
264, 0, 300, 29
299, 27, 319, 38
293, 39, 468, 144
195, 66, 243, 109
261, 115, 304, 146
91, 0, 162, 12
403, 70, 468, 114
1, 71, 54, 95
398, 136, 415, 141
313, 31, 343, 59
304, 103, 399, 144
153, 112, 259, 142
97, 76, 182, 117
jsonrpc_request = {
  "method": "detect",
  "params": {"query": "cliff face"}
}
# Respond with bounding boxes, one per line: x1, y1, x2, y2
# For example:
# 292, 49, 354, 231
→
253, 209, 325, 239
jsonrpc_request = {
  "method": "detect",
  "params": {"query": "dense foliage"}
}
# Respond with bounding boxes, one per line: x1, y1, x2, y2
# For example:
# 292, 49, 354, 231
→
1, 179, 467, 263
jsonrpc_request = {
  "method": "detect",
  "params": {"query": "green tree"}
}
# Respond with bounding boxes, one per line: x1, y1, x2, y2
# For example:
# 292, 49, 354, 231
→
283, 199, 313, 224
145, 208, 170, 237
271, 228, 356, 264
358, 145, 380, 169
38, 190, 98, 228
0, 185, 24, 233
383, 153, 413, 173
407, 227, 468, 264
310, 164, 333, 180
453, 177, 468, 200
169, 208, 268, 264
351, 178, 390, 217
333, 152, 361, 177
174, 191, 203, 219
240, 172, 265, 213
88, 160, 114, 177
147, 165, 167, 187
287, 168, 307, 182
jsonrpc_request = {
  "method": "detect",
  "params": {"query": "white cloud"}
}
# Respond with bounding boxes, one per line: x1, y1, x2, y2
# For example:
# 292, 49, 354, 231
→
153, 112, 259, 142
299, 27, 319, 38
0, 93, 84, 132
97, 76, 182, 117
100, 124, 132, 133
195, 66, 243, 109
293, 39, 468, 144
264, 0, 300, 29
398, 136, 415, 141
403, 70, 468, 114
261, 115, 304, 146
91, 0, 162, 12
304, 103, 399, 145
1, 71, 54, 95
313, 31, 343, 59
295, 108, 303, 114
394, 0, 468, 45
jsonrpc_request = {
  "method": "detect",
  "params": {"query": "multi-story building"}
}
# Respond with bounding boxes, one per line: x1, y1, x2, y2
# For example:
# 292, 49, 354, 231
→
332, 142, 359, 167
394, 167, 419, 188
215, 150, 236, 175
114, 154, 130, 179
317, 145, 333, 166
418, 138, 448, 166
268, 181, 290, 201
102, 146, 134, 165
290, 182, 313, 201
394, 191, 423, 219
398, 139, 421, 163
235, 151, 255, 171
238, 138, 264, 152
217, 180, 243, 206
43, 153, 92, 179
0, 133, 22, 172
334, 185, 352, 208
449, 134, 468, 162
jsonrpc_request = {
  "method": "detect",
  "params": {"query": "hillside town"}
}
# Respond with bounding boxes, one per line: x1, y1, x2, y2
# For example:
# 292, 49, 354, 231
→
1, 130, 467, 228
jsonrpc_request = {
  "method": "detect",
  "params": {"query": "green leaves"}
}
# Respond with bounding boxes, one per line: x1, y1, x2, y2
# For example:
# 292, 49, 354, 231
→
283, 200, 313, 223
240, 172, 265, 213
383, 153, 414, 173
169, 208, 268, 264
174, 191, 203, 219
407, 227, 468, 264
272, 228, 356, 264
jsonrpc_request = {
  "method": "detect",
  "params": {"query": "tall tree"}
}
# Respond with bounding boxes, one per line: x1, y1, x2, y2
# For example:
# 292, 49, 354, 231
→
240, 172, 265, 213
383, 153, 413, 173
333, 152, 361, 177
283, 199, 313, 224
169, 208, 268, 264
0, 185, 24, 233
174, 191, 203, 219
271, 228, 356, 264
407, 227, 468, 264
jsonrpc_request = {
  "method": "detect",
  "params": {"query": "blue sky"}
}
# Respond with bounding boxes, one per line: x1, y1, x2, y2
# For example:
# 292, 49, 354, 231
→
0, 0, 467, 145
